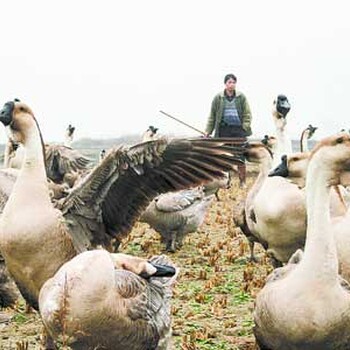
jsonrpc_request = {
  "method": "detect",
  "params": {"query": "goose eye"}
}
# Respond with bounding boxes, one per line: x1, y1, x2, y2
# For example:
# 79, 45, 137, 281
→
19, 106, 26, 112
336, 137, 344, 144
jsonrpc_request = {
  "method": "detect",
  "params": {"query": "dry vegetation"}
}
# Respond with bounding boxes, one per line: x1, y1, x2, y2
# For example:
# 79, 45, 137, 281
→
0, 169, 272, 350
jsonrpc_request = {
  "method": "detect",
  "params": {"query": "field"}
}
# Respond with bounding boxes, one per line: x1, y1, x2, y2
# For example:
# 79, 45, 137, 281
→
0, 167, 272, 350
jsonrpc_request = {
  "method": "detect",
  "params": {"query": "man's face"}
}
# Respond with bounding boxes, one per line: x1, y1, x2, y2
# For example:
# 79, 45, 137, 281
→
225, 78, 236, 93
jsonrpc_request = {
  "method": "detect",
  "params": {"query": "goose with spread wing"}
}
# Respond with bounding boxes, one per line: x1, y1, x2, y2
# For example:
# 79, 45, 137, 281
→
0, 100, 243, 348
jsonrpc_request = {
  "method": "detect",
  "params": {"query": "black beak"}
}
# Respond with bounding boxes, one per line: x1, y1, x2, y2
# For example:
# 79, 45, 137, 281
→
269, 155, 289, 177
139, 263, 176, 279
276, 95, 291, 117
0, 101, 14, 126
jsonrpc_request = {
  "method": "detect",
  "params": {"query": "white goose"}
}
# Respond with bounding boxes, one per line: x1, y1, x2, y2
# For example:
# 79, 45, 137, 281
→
300, 124, 317, 152
271, 94, 292, 168
254, 132, 350, 350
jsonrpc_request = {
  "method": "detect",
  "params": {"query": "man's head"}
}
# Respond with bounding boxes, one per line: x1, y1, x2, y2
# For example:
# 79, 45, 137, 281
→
224, 73, 237, 94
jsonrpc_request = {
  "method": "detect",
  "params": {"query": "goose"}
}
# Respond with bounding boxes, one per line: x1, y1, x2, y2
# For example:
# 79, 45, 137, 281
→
142, 125, 159, 142
270, 152, 349, 217
245, 150, 306, 265
254, 133, 350, 350
99, 148, 106, 162
139, 187, 214, 252
3, 122, 91, 185
250, 143, 349, 266
202, 171, 231, 201
271, 94, 292, 168
0, 99, 243, 312
64, 124, 75, 147
236, 141, 274, 262
261, 134, 277, 152
39, 251, 178, 350
0, 254, 19, 307
3, 139, 24, 169
44, 142, 91, 185
300, 124, 317, 152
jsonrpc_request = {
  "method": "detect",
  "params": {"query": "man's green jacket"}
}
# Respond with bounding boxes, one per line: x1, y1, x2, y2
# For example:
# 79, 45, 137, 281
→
205, 91, 252, 137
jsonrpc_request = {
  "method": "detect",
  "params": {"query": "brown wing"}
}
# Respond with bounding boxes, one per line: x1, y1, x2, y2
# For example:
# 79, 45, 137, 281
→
59, 137, 244, 247
45, 144, 92, 183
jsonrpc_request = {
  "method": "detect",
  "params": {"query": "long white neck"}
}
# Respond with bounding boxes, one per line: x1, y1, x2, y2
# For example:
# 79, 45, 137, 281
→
299, 153, 338, 283
247, 155, 273, 203
272, 116, 293, 168
300, 130, 309, 152
11, 123, 51, 206
64, 134, 73, 147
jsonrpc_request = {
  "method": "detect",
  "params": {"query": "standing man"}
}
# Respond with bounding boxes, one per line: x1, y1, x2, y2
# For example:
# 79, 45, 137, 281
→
205, 73, 252, 187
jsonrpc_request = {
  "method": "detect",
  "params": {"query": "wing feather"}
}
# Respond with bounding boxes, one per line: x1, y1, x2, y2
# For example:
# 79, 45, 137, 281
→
59, 137, 243, 247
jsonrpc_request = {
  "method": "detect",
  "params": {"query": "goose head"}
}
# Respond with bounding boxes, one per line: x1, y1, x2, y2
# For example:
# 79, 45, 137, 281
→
261, 134, 277, 151
0, 100, 36, 145
273, 94, 291, 119
66, 124, 75, 138
306, 124, 318, 139
243, 141, 273, 163
310, 132, 350, 186
110, 253, 176, 279
148, 125, 158, 136
269, 152, 310, 179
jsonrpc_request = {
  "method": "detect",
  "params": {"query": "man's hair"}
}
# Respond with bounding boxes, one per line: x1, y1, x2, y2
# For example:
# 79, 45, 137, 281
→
224, 74, 237, 84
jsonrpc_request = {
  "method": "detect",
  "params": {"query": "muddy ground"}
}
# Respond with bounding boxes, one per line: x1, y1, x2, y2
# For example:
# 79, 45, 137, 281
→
0, 171, 271, 350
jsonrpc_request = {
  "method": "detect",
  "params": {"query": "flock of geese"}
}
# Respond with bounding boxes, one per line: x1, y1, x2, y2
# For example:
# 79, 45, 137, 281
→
1, 96, 350, 349
0, 99, 243, 349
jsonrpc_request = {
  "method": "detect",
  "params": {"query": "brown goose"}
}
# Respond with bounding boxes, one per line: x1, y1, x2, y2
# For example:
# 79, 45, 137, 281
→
40, 251, 178, 350
0, 100, 243, 347
254, 133, 350, 350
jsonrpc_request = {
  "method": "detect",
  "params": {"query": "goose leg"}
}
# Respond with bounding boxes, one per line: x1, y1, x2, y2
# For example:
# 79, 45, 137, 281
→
248, 240, 258, 263
41, 326, 56, 350
176, 233, 185, 249
166, 232, 177, 253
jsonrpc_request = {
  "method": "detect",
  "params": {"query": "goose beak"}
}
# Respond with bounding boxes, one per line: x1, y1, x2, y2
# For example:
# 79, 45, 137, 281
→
139, 263, 176, 279
269, 155, 289, 177
276, 95, 291, 117
0, 101, 14, 126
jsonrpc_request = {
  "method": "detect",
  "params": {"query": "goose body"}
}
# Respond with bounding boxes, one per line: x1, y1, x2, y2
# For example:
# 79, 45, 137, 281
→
241, 141, 306, 264
254, 133, 350, 350
40, 250, 177, 350
140, 187, 214, 252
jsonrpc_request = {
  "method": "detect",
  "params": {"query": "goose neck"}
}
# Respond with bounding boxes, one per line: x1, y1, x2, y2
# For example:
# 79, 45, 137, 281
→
301, 155, 338, 280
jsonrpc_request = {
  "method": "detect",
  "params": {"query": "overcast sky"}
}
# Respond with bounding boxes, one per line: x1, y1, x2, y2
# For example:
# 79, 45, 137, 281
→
1, 0, 349, 143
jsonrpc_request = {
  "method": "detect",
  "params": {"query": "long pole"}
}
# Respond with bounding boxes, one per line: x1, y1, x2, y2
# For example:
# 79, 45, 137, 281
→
159, 110, 207, 136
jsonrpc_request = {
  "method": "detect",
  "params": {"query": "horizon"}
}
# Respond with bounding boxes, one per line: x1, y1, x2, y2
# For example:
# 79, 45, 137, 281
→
1, 1, 349, 142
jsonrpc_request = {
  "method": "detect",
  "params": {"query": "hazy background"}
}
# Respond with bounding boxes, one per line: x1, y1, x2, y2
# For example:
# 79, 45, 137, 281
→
0, 0, 349, 143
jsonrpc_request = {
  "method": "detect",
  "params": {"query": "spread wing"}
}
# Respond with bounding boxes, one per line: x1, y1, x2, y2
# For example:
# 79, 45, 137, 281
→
45, 144, 92, 183
58, 137, 244, 247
